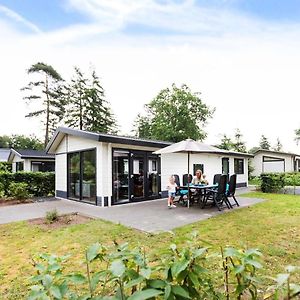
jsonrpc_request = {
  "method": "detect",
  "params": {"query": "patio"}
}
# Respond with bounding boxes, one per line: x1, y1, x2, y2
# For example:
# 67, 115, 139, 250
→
0, 188, 263, 233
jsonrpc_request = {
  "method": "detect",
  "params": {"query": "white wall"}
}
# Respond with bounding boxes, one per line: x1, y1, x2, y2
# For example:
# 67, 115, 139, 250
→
55, 154, 67, 192
251, 152, 295, 177
161, 153, 248, 189
11, 155, 30, 172
54, 135, 161, 206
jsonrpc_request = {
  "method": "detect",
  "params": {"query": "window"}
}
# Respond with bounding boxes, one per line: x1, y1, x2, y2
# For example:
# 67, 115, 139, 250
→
16, 162, 24, 172
222, 158, 229, 175
193, 164, 204, 175
234, 158, 244, 174
68, 149, 96, 204
31, 161, 55, 172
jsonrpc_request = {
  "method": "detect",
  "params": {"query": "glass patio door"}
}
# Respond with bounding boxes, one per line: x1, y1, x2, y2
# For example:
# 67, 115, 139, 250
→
112, 150, 130, 204
147, 156, 160, 199
68, 149, 96, 204
131, 153, 145, 200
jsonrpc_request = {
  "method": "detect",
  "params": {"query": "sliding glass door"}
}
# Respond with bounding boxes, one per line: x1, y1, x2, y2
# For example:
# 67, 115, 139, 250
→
112, 150, 130, 204
69, 152, 80, 200
112, 149, 161, 204
68, 149, 96, 204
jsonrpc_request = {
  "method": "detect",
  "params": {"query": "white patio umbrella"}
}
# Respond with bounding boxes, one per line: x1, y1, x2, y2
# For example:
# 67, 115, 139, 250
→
154, 139, 219, 208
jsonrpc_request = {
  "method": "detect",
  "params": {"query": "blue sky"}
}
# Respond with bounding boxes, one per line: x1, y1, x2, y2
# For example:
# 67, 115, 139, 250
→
0, 0, 299, 151
1, 0, 300, 33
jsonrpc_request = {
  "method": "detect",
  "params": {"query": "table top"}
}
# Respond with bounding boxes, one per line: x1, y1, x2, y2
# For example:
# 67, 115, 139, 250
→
179, 184, 218, 190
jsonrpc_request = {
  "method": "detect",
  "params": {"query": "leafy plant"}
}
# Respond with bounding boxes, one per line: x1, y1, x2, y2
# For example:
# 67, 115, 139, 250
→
8, 182, 30, 200
45, 209, 59, 224
260, 173, 285, 193
0, 171, 55, 197
27, 235, 300, 299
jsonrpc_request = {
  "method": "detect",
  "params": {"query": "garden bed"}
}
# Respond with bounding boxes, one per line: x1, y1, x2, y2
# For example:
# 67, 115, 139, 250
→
0, 198, 34, 207
28, 212, 92, 229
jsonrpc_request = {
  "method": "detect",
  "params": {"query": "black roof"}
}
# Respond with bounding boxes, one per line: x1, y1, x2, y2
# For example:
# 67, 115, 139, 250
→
9, 149, 55, 160
46, 127, 172, 152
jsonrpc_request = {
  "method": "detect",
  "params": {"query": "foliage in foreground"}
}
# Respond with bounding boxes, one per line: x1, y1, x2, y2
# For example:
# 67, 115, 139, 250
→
28, 235, 300, 300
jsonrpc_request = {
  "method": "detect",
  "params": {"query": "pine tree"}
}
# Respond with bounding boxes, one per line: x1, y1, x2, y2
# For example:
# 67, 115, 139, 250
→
21, 62, 65, 147
295, 129, 300, 145
217, 134, 234, 150
85, 70, 117, 133
259, 135, 271, 150
273, 138, 283, 151
232, 129, 247, 153
65, 67, 117, 134
64, 67, 89, 130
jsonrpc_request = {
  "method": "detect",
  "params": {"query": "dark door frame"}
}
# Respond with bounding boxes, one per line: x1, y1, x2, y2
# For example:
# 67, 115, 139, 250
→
112, 148, 161, 204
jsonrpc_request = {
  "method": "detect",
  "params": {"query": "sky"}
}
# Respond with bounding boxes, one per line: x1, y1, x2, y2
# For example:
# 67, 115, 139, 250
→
0, 0, 299, 152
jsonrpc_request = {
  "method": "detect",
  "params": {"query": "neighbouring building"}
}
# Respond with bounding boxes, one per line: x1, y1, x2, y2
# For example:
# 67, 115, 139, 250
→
46, 127, 252, 207
8, 149, 55, 172
251, 149, 300, 177
0, 148, 10, 162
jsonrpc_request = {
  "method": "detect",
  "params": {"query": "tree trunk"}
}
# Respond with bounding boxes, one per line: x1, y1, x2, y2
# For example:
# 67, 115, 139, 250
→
45, 74, 50, 147
79, 91, 83, 130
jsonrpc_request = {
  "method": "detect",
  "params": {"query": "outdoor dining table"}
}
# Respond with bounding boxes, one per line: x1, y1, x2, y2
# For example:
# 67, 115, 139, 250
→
178, 184, 218, 206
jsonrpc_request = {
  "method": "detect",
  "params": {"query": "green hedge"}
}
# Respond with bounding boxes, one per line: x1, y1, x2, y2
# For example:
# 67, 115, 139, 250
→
0, 171, 55, 197
284, 172, 300, 186
260, 173, 286, 193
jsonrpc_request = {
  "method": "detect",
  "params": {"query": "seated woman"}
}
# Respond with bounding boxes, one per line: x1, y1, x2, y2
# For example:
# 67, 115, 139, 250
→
190, 169, 205, 203
192, 169, 203, 185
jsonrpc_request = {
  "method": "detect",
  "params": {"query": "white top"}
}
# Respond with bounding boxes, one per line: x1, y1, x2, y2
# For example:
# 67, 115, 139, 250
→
166, 182, 177, 193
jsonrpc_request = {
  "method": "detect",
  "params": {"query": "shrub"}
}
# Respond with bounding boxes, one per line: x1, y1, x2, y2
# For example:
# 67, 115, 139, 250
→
284, 172, 300, 186
8, 182, 30, 200
45, 209, 59, 224
28, 238, 300, 300
0, 182, 5, 198
260, 173, 285, 193
0, 162, 12, 172
0, 171, 54, 197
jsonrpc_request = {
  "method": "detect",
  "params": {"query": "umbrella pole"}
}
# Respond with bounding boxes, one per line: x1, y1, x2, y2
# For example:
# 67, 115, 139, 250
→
188, 151, 190, 208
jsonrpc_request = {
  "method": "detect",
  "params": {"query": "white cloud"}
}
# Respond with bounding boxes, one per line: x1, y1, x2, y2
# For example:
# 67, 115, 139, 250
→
0, 1, 299, 153
0, 5, 41, 33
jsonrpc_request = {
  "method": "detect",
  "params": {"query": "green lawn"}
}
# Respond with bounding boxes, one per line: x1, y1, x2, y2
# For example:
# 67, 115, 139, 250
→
1, 192, 300, 299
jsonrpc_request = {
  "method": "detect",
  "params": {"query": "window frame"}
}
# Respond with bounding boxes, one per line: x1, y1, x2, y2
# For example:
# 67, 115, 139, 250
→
234, 158, 244, 175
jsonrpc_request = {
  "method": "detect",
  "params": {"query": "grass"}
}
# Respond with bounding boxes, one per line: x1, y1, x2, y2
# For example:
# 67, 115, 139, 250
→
0, 192, 300, 298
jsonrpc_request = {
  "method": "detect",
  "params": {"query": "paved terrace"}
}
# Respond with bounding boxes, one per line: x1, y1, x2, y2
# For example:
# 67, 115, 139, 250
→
0, 188, 263, 233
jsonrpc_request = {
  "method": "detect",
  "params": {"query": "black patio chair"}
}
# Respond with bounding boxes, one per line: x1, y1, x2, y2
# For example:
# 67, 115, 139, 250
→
202, 174, 232, 211
183, 174, 193, 186
172, 174, 189, 205
213, 174, 222, 185
226, 174, 239, 207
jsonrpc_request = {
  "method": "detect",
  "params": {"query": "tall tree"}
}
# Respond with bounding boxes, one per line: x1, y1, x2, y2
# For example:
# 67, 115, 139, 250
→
65, 67, 117, 134
259, 135, 271, 150
0, 135, 43, 150
217, 134, 234, 150
232, 129, 247, 153
295, 128, 300, 145
133, 84, 215, 142
273, 138, 283, 152
21, 62, 65, 147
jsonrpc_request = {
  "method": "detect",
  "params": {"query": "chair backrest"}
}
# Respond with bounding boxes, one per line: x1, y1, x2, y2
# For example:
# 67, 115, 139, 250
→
213, 174, 222, 185
172, 174, 180, 186
228, 174, 237, 195
183, 174, 192, 186
217, 174, 228, 194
